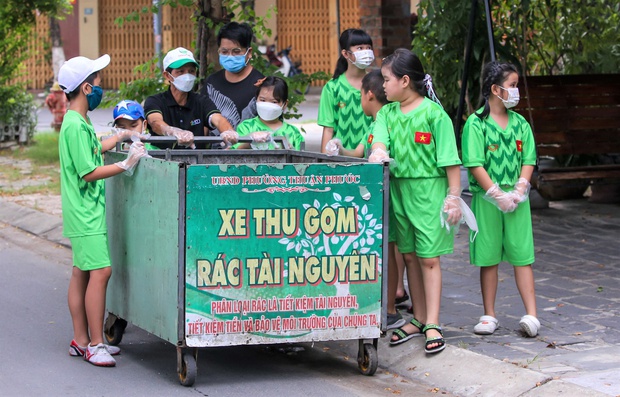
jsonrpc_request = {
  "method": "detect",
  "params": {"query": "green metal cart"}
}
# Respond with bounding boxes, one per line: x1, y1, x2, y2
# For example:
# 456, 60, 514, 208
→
104, 140, 389, 386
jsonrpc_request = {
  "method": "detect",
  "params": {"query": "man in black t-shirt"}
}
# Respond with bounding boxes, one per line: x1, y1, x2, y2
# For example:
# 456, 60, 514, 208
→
200, 22, 264, 129
145, 47, 237, 149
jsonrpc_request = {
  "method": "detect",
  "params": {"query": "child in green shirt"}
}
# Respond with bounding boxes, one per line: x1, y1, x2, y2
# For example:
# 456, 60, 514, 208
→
58, 55, 147, 367
235, 76, 304, 150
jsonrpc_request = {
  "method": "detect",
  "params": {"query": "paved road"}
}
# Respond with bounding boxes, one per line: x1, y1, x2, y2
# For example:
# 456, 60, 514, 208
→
0, 222, 441, 397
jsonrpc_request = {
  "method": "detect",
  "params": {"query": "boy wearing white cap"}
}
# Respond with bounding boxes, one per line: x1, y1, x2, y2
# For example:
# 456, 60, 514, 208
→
145, 47, 238, 149
58, 54, 148, 367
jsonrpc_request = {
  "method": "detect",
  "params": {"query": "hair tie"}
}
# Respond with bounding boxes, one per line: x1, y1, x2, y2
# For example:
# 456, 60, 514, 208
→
423, 74, 443, 108
254, 77, 267, 87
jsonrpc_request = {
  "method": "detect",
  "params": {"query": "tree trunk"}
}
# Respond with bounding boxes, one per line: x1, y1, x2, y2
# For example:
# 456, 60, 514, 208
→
49, 16, 65, 82
195, 0, 229, 88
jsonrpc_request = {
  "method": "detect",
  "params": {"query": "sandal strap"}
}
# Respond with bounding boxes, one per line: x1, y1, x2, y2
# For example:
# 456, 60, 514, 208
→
422, 323, 443, 335
410, 317, 425, 330
392, 328, 408, 340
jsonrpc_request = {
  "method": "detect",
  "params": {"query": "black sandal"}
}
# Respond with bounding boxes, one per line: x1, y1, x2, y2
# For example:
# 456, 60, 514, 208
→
389, 318, 425, 346
422, 323, 446, 354
395, 292, 409, 305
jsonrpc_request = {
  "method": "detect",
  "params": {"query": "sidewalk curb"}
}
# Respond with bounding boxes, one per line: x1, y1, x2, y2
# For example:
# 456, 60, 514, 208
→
0, 198, 70, 248
320, 336, 605, 397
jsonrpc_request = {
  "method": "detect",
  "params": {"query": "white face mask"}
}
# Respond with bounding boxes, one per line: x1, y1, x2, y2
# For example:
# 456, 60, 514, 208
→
350, 49, 375, 70
170, 73, 196, 92
497, 86, 520, 109
256, 102, 284, 121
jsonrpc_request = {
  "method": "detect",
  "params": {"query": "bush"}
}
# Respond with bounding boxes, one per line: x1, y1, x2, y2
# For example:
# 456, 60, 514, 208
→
0, 87, 37, 144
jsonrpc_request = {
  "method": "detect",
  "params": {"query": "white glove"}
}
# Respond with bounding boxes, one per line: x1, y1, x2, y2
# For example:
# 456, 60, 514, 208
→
116, 141, 148, 176
484, 184, 517, 213
324, 138, 342, 156
112, 127, 135, 142
368, 147, 390, 163
511, 177, 531, 204
220, 130, 239, 147
442, 195, 463, 226
249, 131, 272, 143
163, 126, 195, 149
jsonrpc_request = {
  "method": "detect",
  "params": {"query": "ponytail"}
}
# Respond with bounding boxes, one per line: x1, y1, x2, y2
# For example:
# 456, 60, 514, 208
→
382, 48, 443, 107
476, 61, 519, 119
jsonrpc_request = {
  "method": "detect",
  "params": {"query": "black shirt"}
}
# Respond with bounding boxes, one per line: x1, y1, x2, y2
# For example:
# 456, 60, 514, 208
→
144, 89, 219, 149
201, 68, 264, 129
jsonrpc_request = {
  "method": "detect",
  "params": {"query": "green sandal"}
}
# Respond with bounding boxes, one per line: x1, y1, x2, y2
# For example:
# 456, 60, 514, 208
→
389, 318, 425, 346
423, 324, 446, 354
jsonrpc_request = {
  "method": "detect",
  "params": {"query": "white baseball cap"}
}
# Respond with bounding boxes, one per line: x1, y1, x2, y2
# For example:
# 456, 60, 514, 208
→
58, 54, 110, 93
163, 47, 198, 70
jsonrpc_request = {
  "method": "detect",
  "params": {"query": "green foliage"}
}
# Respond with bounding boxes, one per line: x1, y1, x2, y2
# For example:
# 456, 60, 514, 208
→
0, 88, 38, 141
0, 0, 69, 135
495, 1, 620, 75
413, 0, 620, 123
102, 57, 167, 108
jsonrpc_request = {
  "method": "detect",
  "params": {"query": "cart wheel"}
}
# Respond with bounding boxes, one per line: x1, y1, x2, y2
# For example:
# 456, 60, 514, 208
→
178, 352, 197, 387
104, 317, 127, 346
357, 343, 378, 376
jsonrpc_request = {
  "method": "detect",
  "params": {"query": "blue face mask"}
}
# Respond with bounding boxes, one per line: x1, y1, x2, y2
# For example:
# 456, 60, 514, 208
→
219, 51, 249, 73
86, 84, 103, 111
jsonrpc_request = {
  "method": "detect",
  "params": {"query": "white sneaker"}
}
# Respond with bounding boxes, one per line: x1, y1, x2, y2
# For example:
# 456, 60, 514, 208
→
84, 343, 116, 367
519, 315, 540, 337
69, 339, 120, 356
474, 315, 499, 335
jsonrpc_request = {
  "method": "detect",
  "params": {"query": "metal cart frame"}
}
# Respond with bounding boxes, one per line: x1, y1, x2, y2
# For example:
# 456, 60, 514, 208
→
104, 145, 390, 386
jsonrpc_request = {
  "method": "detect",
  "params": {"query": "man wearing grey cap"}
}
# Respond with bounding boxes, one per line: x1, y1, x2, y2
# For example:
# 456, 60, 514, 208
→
144, 47, 238, 149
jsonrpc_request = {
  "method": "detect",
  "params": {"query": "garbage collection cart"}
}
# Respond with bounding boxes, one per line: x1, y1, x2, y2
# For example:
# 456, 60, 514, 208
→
104, 146, 389, 386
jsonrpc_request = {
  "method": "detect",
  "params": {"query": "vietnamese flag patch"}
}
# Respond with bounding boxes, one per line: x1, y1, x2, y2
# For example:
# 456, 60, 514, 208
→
367, 134, 374, 145
516, 140, 523, 152
414, 131, 432, 145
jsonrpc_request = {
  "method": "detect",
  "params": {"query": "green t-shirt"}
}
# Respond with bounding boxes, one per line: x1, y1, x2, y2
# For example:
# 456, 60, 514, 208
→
236, 117, 305, 150
59, 110, 107, 237
461, 109, 537, 193
373, 99, 461, 179
362, 120, 377, 158
318, 74, 373, 150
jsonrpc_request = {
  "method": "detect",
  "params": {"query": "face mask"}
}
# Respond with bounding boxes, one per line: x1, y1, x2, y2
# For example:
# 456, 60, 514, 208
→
256, 101, 284, 121
85, 84, 103, 111
497, 86, 520, 109
170, 73, 196, 92
350, 49, 375, 70
219, 50, 249, 73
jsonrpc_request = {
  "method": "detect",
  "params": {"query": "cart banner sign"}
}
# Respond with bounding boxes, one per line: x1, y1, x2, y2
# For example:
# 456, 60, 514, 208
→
184, 163, 385, 347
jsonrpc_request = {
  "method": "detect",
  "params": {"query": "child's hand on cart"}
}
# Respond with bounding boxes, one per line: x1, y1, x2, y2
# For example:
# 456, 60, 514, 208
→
163, 126, 196, 149
247, 131, 275, 150
116, 141, 149, 176
324, 138, 343, 156
368, 147, 391, 163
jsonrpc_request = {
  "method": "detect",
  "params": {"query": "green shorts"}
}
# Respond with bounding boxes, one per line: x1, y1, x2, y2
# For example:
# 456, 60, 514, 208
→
388, 204, 396, 243
469, 193, 535, 267
70, 234, 111, 271
390, 177, 454, 257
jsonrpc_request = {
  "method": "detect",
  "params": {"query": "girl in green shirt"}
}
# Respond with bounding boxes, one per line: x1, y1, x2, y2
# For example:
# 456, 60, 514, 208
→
235, 76, 304, 150
318, 29, 375, 153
